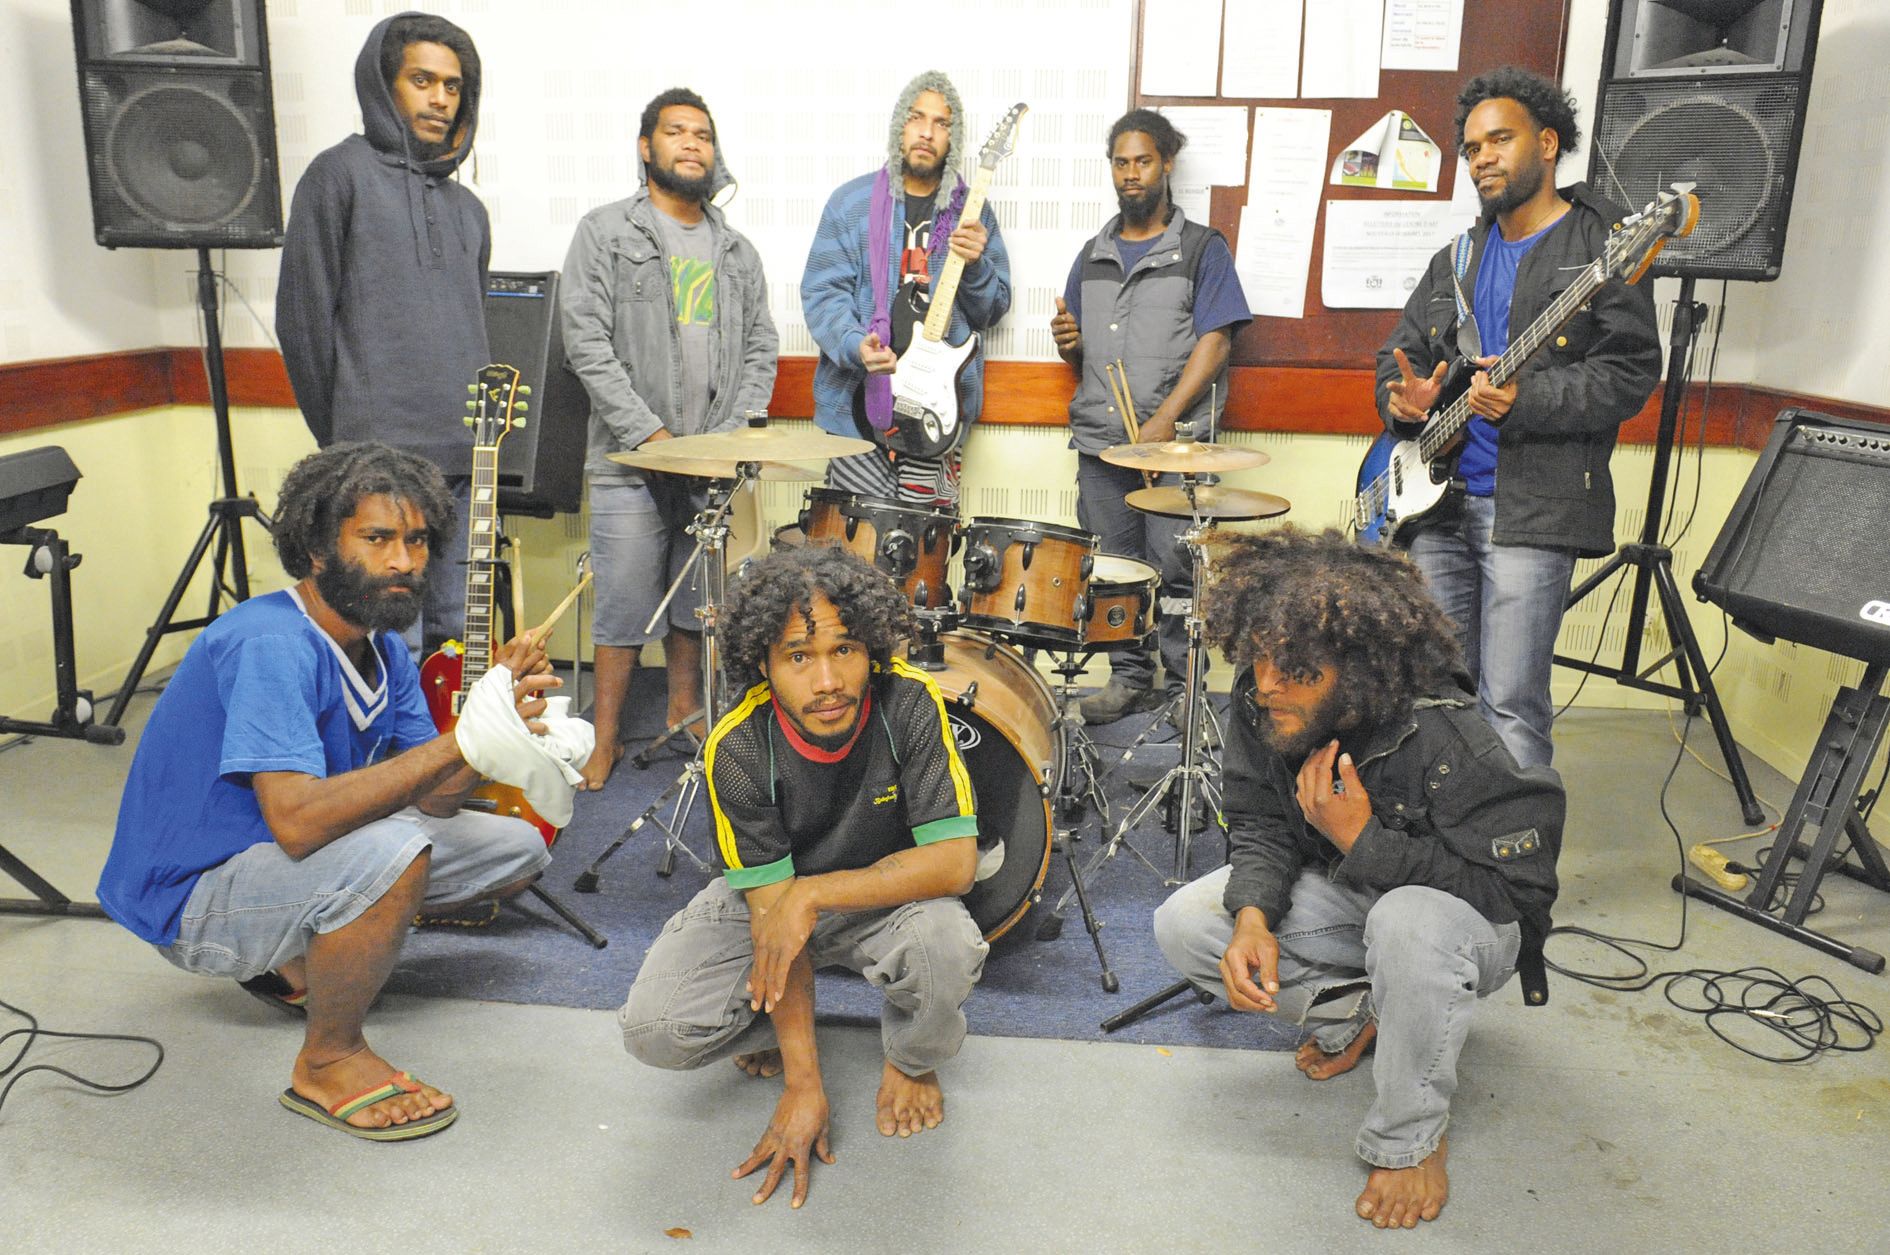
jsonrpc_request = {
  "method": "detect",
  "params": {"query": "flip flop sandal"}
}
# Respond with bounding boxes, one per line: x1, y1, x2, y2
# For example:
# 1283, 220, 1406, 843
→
238, 971, 308, 1018
279, 1071, 459, 1142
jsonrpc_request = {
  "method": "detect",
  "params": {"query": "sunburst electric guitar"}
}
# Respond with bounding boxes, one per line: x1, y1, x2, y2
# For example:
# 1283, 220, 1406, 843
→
884, 102, 1027, 459
419, 363, 556, 844
1352, 185, 1700, 547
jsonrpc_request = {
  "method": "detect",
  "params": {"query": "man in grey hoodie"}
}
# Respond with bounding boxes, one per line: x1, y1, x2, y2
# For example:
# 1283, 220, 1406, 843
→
560, 88, 779, 790
276, 12, 491, 656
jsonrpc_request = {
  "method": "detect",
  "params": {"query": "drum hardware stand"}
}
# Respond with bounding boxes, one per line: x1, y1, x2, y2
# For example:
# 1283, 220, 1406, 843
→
1101, 977, 1214, 1033
575, 471, 752, 890
1030, 648, 1118, 990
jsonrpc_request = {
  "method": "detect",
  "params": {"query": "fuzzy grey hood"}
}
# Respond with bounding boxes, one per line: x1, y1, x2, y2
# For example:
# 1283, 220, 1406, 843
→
886, 70, 966, 216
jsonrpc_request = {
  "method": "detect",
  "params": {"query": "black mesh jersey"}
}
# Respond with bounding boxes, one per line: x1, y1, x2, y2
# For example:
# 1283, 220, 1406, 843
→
706, 659, 978, 889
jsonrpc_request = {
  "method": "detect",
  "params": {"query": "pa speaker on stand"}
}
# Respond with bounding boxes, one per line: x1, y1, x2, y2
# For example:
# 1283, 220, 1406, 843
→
1554, 0, 1827, 826
68, 0, 285, 728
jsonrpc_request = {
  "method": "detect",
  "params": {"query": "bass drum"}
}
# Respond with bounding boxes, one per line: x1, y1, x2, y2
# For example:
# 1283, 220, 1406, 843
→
898, 632, 1059, 941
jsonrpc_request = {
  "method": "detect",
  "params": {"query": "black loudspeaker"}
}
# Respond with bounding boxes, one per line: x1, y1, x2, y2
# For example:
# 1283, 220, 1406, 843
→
1589, 0, 1824, 281
485, 272, 590, 517
1695, 409, 1890, 666
69, 0, 282, 249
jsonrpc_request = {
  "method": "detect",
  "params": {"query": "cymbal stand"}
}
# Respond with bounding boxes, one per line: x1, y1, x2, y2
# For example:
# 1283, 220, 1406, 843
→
575, 470, 749, 889
1031, 648, 1117, 991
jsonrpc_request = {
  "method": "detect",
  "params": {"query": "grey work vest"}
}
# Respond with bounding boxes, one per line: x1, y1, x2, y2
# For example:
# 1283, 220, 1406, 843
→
1069, 211, 1227, 456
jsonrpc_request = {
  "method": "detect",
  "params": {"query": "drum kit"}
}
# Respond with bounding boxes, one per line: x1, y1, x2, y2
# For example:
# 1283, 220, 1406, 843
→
569, 413, 1289, 992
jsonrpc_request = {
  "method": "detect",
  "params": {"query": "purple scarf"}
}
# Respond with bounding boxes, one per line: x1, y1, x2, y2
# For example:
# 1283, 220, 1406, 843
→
864, 168, 968, 430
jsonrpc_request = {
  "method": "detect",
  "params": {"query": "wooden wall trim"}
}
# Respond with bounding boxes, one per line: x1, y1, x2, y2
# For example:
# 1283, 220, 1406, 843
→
4, 349, 1886, 451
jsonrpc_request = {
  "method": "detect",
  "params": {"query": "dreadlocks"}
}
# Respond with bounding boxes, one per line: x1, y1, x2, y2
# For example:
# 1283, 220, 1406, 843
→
272, 441, 455, 579
724, 547, 912, 681
1204, 528, 1465, 734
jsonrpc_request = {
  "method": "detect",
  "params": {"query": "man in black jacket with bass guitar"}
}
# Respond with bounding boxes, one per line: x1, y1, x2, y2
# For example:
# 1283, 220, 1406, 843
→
1373, 67, 1660, 770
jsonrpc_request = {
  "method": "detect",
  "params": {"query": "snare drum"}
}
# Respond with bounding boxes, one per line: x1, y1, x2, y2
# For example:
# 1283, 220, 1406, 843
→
800, 488, 955, 608
957, 517, 1098, 650
1082, 554, 1160, 649
898, 632, 1057, 941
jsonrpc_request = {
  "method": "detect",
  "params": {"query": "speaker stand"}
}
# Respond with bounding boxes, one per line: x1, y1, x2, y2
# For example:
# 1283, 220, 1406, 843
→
1554, 276, 1764, 826
0, 843, 107, 920
1674, 662, 1890, 973
105, 250, 268, 728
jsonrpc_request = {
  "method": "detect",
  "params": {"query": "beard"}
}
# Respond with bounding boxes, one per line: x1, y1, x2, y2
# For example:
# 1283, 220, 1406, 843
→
1117, 179, 1166, 227
1257, 685, 1349, 764
648, 158, 713, 202
1478, 158, 1547, 217
775, 693, 863, 752
314, 556, 428, 635
902, 147, 945, 184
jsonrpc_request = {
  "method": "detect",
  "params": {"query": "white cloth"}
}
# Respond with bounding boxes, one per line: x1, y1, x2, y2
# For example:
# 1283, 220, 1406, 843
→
453, 664, 595, 828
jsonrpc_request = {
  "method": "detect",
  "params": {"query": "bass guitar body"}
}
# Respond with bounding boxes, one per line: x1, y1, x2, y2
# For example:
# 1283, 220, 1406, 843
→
420, 643, 558, 846
1354, 359, 1475, 548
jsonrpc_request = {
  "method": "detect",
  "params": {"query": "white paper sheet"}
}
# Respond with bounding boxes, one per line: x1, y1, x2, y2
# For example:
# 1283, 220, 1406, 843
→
1330, 109, 1442, 192
1381, 0, 1464, 72
1302, 0, 1382, 98
1237, 200, 1320, 319
1140, 0, 1225, 97
1321, 199, 1464, 309
1222, 0, 1302, 98
1249, 106, 1332, 206
1170, 179, 1214, 225
1160, 106, 1251, 187
1448, 155, 1483, 217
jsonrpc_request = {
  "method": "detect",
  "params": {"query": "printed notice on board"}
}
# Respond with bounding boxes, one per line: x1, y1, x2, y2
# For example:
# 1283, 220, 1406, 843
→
1382, 0, 1464, 72
1140, 0, 1224, 97
1321, 200, 1466, 309
1331, 110, 1442, 192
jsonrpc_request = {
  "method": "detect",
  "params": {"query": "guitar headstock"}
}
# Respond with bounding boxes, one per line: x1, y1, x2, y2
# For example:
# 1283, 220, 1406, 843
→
464, 362, 528, 450
978, 102, 1029, 170
1606, 183, 1702, 285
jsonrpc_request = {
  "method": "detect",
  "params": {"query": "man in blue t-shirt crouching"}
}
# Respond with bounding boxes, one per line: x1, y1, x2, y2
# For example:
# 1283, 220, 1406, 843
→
97, 442, 556, 1142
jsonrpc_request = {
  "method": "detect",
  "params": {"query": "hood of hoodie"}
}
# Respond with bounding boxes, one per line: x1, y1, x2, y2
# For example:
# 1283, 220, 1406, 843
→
886, 70, 967, 218
356, 11, 480, 177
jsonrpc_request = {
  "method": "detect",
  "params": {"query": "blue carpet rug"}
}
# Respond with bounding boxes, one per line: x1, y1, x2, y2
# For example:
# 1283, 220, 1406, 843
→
386, 667, 1299, 1052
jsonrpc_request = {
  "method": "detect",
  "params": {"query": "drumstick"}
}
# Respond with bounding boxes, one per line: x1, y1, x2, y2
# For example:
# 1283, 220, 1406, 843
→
1107, 360, 1157, 489
529, 571, 594, 648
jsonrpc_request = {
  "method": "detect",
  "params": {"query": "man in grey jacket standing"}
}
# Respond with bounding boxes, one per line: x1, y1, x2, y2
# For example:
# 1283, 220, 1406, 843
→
277, 11, 490, 655
561, 88, 778, 790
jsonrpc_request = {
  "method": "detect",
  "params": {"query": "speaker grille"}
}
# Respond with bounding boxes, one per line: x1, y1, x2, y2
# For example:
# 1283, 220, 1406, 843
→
80, 66, 281, 248
1592, 77, 1804, 280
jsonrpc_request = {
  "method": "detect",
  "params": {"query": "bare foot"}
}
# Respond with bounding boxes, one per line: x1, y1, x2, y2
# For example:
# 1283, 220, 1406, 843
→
1356, 1139, 1449, 1229
734, 1048, 783, 1079
667, 707, 708, 743
875, 1061, 943, 1138
579, 739, 623, 792
291, 1045, 452, 1131
1296, 1022, 1377, 1081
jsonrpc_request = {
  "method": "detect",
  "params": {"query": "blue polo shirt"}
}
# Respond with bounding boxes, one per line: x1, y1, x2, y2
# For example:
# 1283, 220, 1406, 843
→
96, 588, 437, 945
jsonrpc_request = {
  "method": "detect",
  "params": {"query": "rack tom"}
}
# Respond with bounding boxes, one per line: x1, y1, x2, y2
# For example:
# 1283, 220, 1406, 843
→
957, 517, 1098, 650
1081, 554, 1160, 650
799, 488, 955, 608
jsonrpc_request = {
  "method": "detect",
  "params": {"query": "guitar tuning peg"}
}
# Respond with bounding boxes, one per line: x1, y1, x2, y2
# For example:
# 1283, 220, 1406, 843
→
467, 383, 478, 394
464, 400, 477, 410
463, 416, 476, 428
516, 385, 533, 396
513, 417, 528, 428
513, 401, 529, 412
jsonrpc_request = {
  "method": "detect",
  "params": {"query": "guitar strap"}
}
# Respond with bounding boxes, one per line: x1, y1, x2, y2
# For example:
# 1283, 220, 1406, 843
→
1450, 230, 1483, 360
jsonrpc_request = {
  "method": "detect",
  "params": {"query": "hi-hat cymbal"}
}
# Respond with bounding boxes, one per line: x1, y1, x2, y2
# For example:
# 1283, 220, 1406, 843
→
1099, 440, 1271, 473
606, 448, 821, 480
1126, 485, 1292, 521
658, 425, 875, 462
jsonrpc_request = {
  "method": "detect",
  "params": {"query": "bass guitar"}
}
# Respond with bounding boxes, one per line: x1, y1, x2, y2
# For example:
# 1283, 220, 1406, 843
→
1351, 184, 1699, 547
884, 102, 1027, 459
419, 362, 556, 844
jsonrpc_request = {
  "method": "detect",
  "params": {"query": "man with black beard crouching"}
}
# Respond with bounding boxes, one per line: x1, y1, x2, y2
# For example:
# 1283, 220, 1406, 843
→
97, 443, 557, 1142
1051, 109, 1250, 726
1152, 528, 1562, 1229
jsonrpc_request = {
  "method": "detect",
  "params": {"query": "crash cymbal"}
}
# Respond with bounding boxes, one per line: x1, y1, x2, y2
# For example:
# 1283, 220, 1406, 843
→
1126, 485, 1292, 521
657, 424, 875, 463
606, 448, 821, 480
1098, 439, 1270, 474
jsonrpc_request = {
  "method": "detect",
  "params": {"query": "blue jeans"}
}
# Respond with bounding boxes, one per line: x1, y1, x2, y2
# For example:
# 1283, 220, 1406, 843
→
1154, 866, 1520, 1169
1406, 495, 1577, 769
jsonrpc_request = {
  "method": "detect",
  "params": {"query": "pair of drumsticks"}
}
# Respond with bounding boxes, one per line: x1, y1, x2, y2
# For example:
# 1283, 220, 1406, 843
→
1105, 359, 1158, 490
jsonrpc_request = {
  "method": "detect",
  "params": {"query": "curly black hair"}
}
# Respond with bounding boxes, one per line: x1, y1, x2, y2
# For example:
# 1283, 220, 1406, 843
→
1108, 108, 1187, 161
1454, 66, 1581, 162
640, 87, 715, 143
723, 547, 912, 682
272, 442, 456, 580
1203, 528, 1464, 733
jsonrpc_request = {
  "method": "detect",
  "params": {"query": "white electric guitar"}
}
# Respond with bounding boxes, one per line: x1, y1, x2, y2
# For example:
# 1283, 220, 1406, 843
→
884, 102, 1027, 459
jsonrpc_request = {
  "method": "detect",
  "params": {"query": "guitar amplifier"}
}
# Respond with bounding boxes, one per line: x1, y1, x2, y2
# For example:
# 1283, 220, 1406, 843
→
483, 271, 589, 516
1694, 409, 1890, 666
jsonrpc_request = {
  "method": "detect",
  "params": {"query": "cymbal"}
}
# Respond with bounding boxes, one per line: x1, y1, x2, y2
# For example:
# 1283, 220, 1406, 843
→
1126, 485, 1292, 521
658, 425, 875, 462
1098, 440, 1270, 473
606, 448, 820, 481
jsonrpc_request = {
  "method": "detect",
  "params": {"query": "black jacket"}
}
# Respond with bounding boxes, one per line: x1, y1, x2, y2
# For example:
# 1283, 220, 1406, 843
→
1220, 673, 1563, 1001
1373, 182, 1661, 558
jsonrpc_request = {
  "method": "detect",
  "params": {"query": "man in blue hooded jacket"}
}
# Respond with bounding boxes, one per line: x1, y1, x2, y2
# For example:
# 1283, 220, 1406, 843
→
277, 12, 491, 655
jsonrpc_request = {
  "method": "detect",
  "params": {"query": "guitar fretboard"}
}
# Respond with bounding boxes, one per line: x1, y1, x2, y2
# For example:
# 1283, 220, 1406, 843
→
459, 444, 500, 697
920, 162, 997, 345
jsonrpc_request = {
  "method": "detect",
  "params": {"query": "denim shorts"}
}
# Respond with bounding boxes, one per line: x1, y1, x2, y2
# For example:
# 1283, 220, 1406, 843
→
160, 807, 551, 981
588, 477, 705, 646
